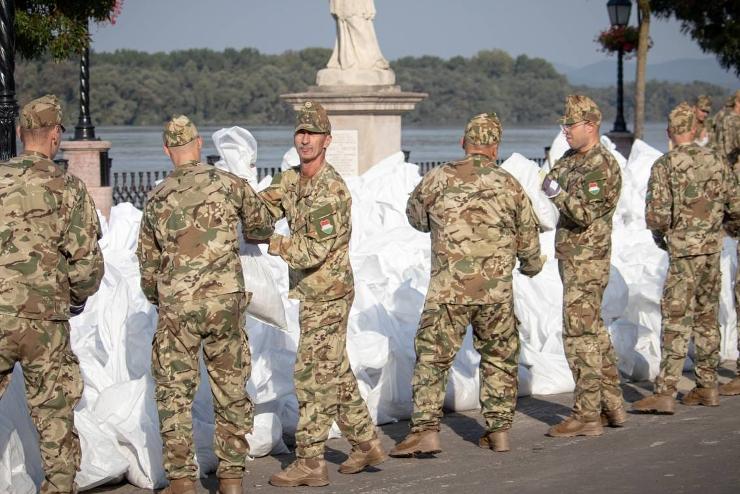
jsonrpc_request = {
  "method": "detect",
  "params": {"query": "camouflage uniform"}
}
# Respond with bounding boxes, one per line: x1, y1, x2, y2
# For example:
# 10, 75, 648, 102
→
405, 113, 543, 434
715, 91, 740, 168
0, 95, 104, 493
544, 95, 624, 422
259, 102, 376, 459
137, 116, 273, 481
645, 103, 733, 394
709, 93, 738, 159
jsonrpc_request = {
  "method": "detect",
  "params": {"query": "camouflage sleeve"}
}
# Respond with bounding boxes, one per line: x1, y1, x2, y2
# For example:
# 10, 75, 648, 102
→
136, 207, 161, 306
258, 172, 287, 223
549, 159, 620, 228
724, 160, 740, 237
239, 180, 275, 240
645, 156, 672, 235
62, 180, 104, 306
514, 186, 544, 277
406, 171, 439, 232
268, 198, 345, 270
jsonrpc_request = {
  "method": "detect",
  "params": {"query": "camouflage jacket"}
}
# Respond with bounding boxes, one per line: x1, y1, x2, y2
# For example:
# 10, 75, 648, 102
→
259, 162, 354, 302
545, 143, 621, 261
716, 111, 740, 167
0, 152, 104, 320
726, 158, 740, 238
646, 142, 732, 257
406, 153, 543, 305
137, 160, 273, 306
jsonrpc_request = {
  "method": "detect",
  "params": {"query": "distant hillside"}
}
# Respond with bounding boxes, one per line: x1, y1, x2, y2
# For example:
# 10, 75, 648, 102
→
15, 48, 735, 127
558, 58, 739, 89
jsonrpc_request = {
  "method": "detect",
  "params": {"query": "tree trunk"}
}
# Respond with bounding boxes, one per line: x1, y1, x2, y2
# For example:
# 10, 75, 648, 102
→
634, 0, 651, 140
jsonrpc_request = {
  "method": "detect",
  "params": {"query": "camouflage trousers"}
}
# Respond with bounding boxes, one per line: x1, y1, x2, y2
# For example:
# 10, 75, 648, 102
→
559, 259, 623, 422
152, 292, 252, 481
0, 314, 83, 494
410, 300, 519, 434
655, 253, 721, 394
294, 294, 376, 459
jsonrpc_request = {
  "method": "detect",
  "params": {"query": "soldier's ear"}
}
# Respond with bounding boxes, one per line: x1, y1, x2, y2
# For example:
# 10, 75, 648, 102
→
323, 134, 332, 149
163, 144, 172, 159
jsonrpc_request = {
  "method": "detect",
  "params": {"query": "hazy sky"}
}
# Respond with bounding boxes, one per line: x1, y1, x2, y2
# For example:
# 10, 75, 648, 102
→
92, 0, 725, 69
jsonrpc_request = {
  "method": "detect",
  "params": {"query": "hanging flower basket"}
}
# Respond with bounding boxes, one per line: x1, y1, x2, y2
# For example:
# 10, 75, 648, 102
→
595, 25, 651, 59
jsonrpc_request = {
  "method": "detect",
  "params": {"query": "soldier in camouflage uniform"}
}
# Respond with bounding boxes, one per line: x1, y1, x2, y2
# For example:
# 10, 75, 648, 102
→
389, 113, 544, 457
693, 95, 712, 147
258, 101, 385, 487
541, 95, 626, 437
718, 90, 740, 396
708, 93, 737, 155
632, 102, 734, 413
0, 95, 104, 493
137, 116, 273, 494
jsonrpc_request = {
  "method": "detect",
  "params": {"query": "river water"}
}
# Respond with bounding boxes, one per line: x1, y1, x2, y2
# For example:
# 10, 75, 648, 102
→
93, 123, 670, 173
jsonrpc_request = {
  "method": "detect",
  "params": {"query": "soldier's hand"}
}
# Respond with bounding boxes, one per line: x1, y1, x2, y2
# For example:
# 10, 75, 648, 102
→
69, 302, 86, 316
542, 177, 562, 198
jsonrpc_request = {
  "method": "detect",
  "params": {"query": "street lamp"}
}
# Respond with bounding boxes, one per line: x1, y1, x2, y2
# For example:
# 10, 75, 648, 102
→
607, 0, 632, 133
74, 21, 96, 140
0, 0, 18, 160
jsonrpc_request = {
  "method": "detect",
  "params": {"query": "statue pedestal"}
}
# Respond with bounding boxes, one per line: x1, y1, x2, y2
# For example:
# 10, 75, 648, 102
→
60, 139, 113, 218
281, 85, 427, 176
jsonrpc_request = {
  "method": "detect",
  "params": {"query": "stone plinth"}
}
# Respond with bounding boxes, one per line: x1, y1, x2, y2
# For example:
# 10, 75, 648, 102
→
281, 85, 427, 176
606, 131, 635, 159
60, 139, 113, 217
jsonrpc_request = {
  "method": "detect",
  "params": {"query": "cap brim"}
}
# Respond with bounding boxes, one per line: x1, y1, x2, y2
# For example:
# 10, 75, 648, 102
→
295, 124, 328, 134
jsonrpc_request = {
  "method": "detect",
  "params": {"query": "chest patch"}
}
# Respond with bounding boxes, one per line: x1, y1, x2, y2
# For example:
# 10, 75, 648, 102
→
587, 181, 600, 195
319, 218, 334, 235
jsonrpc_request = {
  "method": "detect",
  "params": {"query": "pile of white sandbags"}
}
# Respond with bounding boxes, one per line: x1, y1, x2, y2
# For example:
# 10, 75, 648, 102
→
1, 133, 738, 492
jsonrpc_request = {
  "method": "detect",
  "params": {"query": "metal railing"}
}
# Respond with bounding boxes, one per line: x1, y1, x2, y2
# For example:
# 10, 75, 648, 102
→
111, 158, 548, 207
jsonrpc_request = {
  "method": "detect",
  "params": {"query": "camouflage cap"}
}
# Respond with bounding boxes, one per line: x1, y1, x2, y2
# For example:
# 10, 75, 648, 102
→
163, 115, 199, 147
695, 95, 712, 112
464, 112, 502, 145
558, 94, 602, 125
295, 100, 331, 134
668, 102, 696, 135
19, 94, 64, 131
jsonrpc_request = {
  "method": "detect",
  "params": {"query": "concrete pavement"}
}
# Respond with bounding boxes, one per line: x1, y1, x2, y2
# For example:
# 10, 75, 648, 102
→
89, 367, 740, 494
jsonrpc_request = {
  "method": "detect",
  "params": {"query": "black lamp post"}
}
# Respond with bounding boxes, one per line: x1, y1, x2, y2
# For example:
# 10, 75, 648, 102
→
607, 0, 632, 133
0, 0, 17, 159
74, 21, 96, 140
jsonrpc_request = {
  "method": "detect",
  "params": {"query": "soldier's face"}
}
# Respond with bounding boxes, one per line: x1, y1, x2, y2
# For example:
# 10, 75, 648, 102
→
294, 130, 331, 163
562, 121, 588, 149
694, 108, 708, 123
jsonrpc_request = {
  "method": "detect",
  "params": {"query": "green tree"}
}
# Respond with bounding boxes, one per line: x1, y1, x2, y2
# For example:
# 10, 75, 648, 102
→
15, 0, 121, 60
650, 0, 740, 75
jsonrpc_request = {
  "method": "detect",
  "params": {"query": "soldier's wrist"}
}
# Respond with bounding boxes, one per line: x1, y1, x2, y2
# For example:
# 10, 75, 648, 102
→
268, 235, 283, 256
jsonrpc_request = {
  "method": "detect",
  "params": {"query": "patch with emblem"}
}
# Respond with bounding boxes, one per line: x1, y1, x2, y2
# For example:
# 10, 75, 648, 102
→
587, 181, 600, 195
320, 218, 333, 235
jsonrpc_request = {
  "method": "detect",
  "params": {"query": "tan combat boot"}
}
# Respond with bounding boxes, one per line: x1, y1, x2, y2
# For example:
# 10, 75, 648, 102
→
389, 430, 441, 457
631, 393, 676, 414
269, 458, 330, 487
600, 406, 627, 427
339, 438, 387, 474
547, 416, 603, 437
161, 478, 196, 494
478, 430, 510, 452
217, 477, 242, 494
681, 386, 719, 406
719, 376, 740, 396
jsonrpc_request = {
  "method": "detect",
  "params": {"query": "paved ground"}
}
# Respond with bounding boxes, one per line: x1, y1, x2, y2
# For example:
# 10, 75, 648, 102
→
91, 367, 740, 494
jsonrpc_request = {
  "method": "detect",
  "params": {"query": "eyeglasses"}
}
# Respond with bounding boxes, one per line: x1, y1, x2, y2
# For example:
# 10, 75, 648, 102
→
559, 121, 588, 133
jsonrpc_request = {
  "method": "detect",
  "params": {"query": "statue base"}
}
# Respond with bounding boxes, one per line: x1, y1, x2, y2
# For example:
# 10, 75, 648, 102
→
60, 139, 113, 217
316, 67, 396, 86
281, 85, 427, 176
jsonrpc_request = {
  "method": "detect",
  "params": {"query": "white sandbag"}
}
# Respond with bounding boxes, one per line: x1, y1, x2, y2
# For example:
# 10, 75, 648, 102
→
0, 416, 35, 494
245, 412, 290, 457
241, 248, 288, 331
212, 127, 259, 185
281, 147, 299, 172
500, 152, 559, 231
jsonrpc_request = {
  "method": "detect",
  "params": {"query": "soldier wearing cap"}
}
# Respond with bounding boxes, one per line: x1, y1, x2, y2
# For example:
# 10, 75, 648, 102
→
136, 115, 273, 494
710, 90, 740, 164
632, 102, 734, 413
0, 94, 104, 493
693, 95, 713, 146
257, 101, 385, 487
541, 95, 626, 437
389, 113, 543, 457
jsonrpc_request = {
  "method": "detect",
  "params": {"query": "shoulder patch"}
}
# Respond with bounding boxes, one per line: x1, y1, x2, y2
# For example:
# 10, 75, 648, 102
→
309, 203, 338, 240
583, 169, 605, 201
270, 172, 284, 185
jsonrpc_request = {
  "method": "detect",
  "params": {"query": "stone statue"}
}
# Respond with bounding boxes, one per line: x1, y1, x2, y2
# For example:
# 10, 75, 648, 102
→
317, 0, 396, 86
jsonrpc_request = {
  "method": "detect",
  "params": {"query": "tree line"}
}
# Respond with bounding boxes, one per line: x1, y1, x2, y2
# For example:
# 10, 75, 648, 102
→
15, 47, 732, 128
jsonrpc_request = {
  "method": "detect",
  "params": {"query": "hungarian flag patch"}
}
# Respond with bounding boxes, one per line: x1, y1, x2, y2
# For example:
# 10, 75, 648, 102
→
588, 181, 600, 195
320, 218, 334, 235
